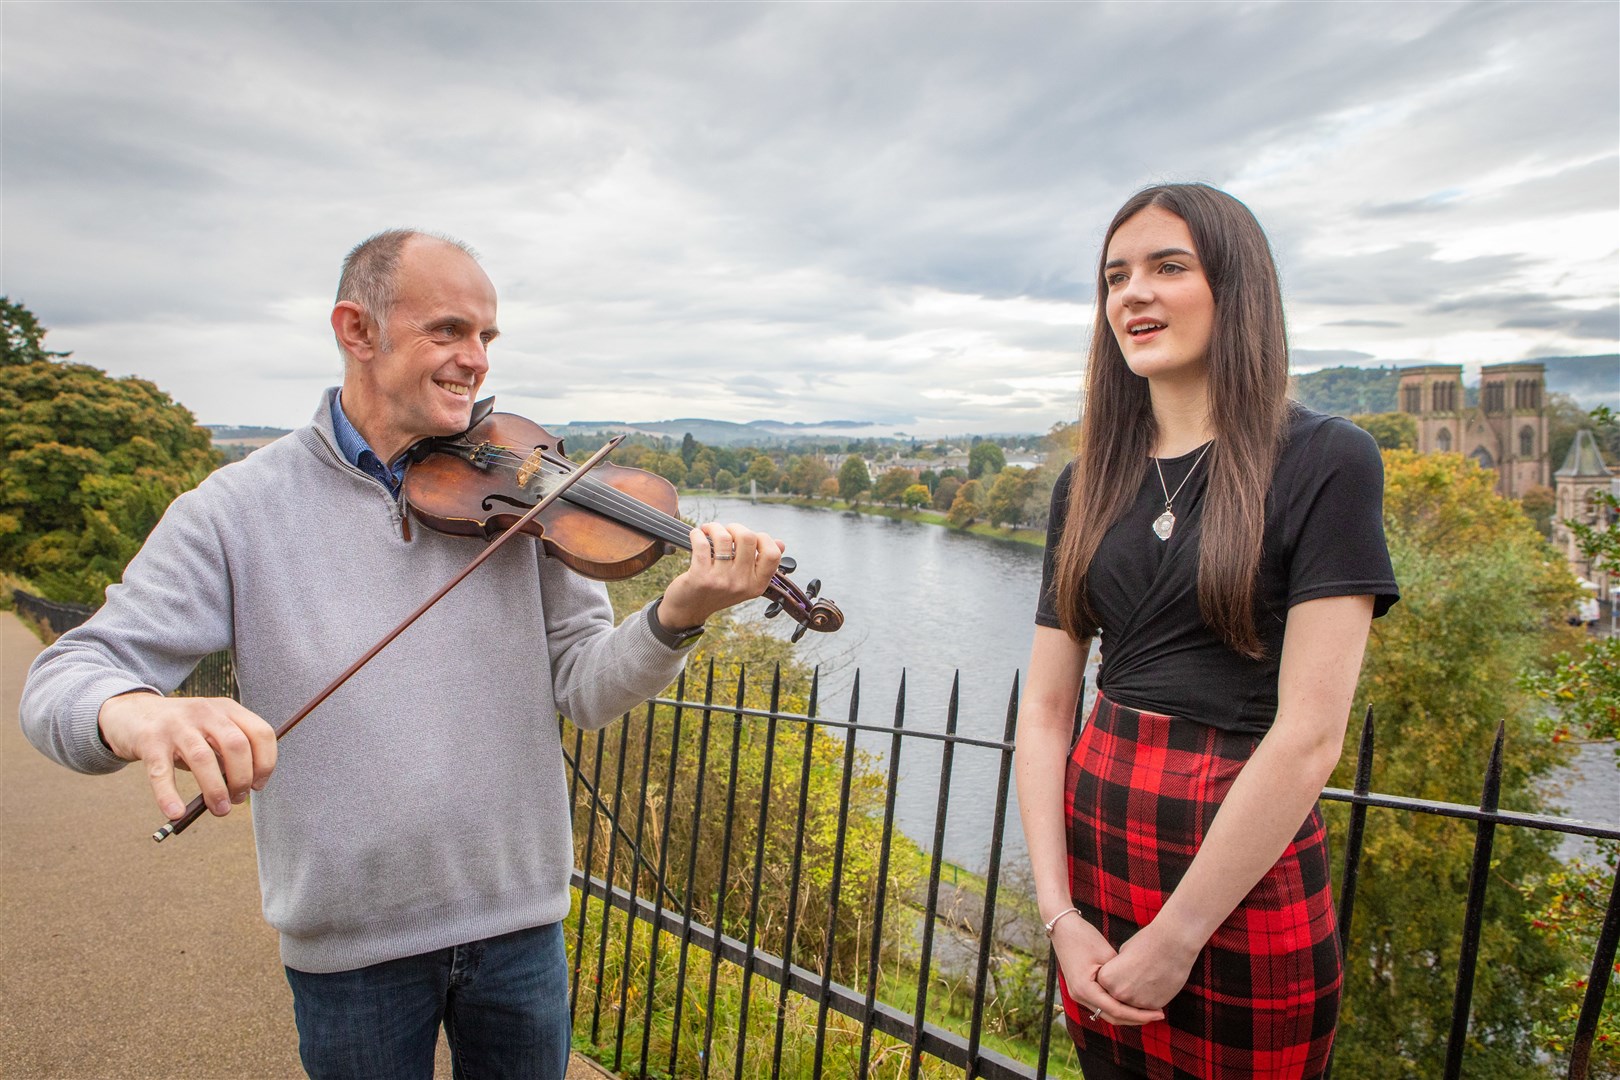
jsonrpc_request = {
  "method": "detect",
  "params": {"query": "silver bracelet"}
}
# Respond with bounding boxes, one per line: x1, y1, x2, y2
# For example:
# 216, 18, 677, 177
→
1043, 906, 1082, 938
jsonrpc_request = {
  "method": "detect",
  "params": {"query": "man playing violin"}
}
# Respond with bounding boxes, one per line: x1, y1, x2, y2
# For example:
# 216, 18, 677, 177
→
20, 229, 781, 1078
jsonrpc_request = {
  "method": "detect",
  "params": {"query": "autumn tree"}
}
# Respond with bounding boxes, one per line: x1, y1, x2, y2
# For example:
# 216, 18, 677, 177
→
872, 466, 916, 507
987, 467, 1036, 528
1517, 410, 1620, 1071
1328, 450, 1585, 1077
786, 454, 832, 498
932, 475, 961, 512
0, 300, 219, 605
1350, 411, 1417, 450
946, 478, 985, 528
901, 484, 930, 512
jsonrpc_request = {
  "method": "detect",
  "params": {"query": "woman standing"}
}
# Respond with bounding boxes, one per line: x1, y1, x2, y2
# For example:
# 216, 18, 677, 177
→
1015, 184, 1398, 1079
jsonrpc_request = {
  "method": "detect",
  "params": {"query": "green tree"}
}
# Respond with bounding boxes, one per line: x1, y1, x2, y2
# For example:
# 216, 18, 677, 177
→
837, 456, 871, 506
901, 484, 930, 512
1329, 450, 1584, 1077
0, 302, 219, 604
679, 431, 698, 468
968, 442, 1006, 480
644, 451, 687, 486
932, 476, 961, 512
745, 454, 779, 493
713, 468, 736, 493
1, 297, 71, 366
1351, 411, 1418, 450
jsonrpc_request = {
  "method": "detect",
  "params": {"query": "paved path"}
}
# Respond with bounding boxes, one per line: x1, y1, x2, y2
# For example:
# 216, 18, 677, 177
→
0, 613, 607, 1080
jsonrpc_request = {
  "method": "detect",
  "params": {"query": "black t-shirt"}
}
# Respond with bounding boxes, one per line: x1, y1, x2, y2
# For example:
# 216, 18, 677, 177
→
1035, 407, 1399, 734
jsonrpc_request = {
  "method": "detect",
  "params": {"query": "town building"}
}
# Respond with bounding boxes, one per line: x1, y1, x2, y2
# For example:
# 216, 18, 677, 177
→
1397, 361, 1548, 497
1552, 429, 1617, 605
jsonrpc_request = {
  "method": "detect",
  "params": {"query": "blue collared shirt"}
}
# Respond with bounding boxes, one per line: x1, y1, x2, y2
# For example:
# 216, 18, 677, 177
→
331, 393, 407, 496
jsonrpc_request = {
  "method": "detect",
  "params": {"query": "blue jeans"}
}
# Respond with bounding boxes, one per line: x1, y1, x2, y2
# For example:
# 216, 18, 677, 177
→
284, 922, 570, 1080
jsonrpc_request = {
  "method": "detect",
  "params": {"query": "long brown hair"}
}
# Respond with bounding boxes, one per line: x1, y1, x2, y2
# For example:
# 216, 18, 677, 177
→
1053, 184, 1290, 659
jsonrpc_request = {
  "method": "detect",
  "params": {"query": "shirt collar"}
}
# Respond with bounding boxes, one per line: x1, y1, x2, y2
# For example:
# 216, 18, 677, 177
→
330, 392, 407, 496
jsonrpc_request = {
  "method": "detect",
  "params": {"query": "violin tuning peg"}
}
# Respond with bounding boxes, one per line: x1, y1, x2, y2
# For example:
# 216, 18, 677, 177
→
790, 623, 808, 643
764, 601, 783, 619
806, 578, 820, 600
778, 556, 796, 575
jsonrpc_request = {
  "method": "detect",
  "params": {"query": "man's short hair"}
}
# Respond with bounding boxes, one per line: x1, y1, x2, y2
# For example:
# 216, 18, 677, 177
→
334, 229, 478, 361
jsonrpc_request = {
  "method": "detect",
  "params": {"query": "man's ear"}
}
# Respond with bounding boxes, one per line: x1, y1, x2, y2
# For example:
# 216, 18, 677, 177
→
331, 301, 379, 362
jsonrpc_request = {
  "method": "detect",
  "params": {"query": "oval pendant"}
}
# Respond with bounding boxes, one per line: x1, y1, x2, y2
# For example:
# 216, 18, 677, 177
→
1152, 509, 1175, 541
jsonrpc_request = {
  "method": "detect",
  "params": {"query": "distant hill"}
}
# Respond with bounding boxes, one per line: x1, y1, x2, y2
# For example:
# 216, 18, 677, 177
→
1290, 366, 1400, 416
1291, 355, 1616, 416
1539, 355, 1618, 410
557, 417, 870, 446
207, 424, 292, 443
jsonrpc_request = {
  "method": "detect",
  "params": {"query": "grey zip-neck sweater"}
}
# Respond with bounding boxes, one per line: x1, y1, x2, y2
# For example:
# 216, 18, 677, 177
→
21, 389, 693, 972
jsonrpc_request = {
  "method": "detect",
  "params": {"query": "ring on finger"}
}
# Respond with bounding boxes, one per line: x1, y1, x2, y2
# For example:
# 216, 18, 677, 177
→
1089, 1006, 1104, 1021
713, 550, 736, 561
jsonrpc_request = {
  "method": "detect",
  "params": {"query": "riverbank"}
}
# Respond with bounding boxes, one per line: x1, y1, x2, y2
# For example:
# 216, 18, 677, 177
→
695, 492, 1047, 548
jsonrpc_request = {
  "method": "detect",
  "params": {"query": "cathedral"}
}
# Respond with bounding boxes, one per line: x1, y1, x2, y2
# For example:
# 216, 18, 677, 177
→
1397, 362, 1548, 498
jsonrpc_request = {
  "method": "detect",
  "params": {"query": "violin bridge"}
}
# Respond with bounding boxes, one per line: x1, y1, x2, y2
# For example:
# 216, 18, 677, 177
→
515, 447, 546, 490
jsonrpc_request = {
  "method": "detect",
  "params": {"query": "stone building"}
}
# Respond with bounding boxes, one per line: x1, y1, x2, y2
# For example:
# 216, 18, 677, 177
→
1553, 429, 1616, 602
1397, 361, 1548, 497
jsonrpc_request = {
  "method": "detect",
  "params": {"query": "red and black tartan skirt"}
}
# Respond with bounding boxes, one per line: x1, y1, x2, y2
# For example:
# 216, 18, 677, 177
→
1058, 694, 1341, 1080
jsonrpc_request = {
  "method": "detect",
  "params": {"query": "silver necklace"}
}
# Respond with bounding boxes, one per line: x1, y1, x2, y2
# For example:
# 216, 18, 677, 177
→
1151, 442, 1212, 541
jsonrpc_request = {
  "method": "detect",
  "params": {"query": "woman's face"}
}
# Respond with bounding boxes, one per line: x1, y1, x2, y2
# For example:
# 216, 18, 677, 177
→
1103, 205, 1215, 387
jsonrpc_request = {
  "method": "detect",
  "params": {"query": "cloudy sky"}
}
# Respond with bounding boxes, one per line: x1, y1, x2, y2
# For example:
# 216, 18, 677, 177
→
4, 2, 1616, 436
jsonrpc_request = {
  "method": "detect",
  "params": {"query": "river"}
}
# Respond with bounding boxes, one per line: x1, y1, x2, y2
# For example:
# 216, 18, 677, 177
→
680, 496, 1618, 872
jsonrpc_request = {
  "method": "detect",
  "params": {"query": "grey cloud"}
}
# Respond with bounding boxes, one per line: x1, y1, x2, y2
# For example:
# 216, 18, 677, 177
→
2, 1, 1615, 432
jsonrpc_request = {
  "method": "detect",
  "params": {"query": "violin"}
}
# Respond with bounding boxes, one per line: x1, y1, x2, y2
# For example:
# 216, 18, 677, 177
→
153, 402, 841, 843
403, 398, 844, 641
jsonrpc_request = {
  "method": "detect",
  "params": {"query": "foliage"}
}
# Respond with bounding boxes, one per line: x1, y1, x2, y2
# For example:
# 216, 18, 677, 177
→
786, 454, 832, 498
0, 302, 219, 605
1549, 392, 1620, 474
1520, 485, 1557, 538
1328, 449, 1585, 1077
746, 454, 780, 493
986, 468, 1035, 528
1291, 364, 1400, 416
946, 479, 984, 528
967, 442, 1005, 480
2, 297, 71, 365
838, 456, 872, 506
901, 484, 930, 512
1350, 411, 1417, 450
872, 467, 917, 507
1523, 407, 1619, 748
1515, 847, 1620, 1076
932, 476, 961, 513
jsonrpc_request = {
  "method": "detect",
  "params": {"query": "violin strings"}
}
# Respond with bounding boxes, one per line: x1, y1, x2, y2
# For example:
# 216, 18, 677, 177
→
435, 441, 810, 602
457, 443, 694, 549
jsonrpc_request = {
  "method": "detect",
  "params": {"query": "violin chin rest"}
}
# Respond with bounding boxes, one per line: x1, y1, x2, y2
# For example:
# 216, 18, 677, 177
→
468, 396, 497, 430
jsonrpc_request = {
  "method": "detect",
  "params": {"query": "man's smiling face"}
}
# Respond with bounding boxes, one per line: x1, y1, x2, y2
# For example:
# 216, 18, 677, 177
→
361, 237, 499, 461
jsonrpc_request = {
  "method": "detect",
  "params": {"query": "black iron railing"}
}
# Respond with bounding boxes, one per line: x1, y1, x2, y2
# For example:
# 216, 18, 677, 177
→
563, 664, 1620, 1080
10, 589, 94, 636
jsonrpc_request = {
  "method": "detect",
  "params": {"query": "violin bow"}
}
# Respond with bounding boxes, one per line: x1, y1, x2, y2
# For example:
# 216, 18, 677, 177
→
153, 435, 625, 842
